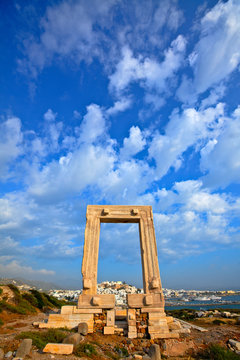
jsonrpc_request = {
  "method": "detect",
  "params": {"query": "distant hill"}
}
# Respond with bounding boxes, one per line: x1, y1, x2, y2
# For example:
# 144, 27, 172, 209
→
0, 277, 61, 291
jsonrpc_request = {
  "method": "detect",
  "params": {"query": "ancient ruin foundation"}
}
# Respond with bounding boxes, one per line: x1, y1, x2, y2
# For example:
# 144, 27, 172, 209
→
40, 205, 181, 338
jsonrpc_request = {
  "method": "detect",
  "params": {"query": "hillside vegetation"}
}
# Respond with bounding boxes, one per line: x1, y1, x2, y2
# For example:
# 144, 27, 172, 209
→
0, 284, 69, 326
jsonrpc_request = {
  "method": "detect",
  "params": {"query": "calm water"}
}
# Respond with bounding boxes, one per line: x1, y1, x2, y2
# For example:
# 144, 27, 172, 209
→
165, 294, 240, 311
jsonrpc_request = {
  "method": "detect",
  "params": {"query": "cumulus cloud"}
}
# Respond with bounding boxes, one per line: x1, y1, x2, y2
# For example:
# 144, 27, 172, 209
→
18, 0, 184, 78
0, 258, 55, 279
120, 126, 147, 160
109, 35, 186, 100
201, 105, 240, 188
0, 117, 23, 179
148, 103, 225, 179
18, 0, 117, 76
178, 0, 240, 102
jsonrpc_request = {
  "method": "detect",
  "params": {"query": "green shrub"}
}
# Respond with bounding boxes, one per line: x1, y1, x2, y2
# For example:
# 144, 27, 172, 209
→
166, 309, 196, 320
114, 346, 129, 357
16, 329, 67, 349
74, 343, 97, 357
8, 284, 20, 295
0, 298, 36, 315
198, 344, 240, 359
0, 318, 3, 326
22, 292, 38, 307
0, 287, 3, 296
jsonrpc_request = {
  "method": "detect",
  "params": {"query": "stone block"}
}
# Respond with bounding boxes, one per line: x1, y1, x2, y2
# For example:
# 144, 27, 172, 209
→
148, 312, 166, 320
141, 308, 164, 313
107, 310, 115, 326
128, 331, 137, 338
15, 339, 32, 359
103, 326, 115, 334
128, 320, 136, 326
128, 309, 136, 320
83, 278, 92, 289
61, 305, 76, 314
63, 333, 82, 348
144, 295, 153, 306
128, 325, 137, 332
115, 309, 127, 318
168, 321, 181, 330
78, 322, 88, 335
74, 308, 102, 314
43, 343, 73, 355
166, 316, 173, 323
128, 294, 163, 308
149, 344, 161, 359
78, 294, 115, 308
92, 296, 101, 306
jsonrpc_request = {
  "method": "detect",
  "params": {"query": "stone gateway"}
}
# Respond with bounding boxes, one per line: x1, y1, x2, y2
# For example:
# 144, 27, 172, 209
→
39, 205, 181, 339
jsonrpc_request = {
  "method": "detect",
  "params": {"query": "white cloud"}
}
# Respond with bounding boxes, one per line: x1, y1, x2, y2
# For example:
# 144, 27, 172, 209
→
0, 117, 23, 179
109, 35, 186, 98
0, 258, 55, 279
201, 105, 240, 188
79, 104, 106, 144
178, 0, 240, 102
19, 0, 184, 78
194, 0, 240, 94
44, 109, 57, 122
19, 0, 117, 76
149, 103, 225, 179
120, 126, 146, 160
106, 98, 132, 116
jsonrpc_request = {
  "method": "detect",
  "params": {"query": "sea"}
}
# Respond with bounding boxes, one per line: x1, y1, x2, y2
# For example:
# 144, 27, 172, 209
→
165, 294, 240, 311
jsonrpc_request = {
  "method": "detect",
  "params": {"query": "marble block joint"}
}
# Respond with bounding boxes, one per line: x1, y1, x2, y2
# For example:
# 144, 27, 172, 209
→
40, 205, 181, 339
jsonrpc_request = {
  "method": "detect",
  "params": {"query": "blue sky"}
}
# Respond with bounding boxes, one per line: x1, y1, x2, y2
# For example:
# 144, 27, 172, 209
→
0, 0, 240, 290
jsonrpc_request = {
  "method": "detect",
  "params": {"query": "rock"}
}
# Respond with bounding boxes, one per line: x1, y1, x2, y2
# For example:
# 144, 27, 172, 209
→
78, 322, 88, 335
15, 338, 32, 359
228, 339, 240, 351
0, 349, 4, 360
142, 356, 151, 360
163, 339, 195, 357
4, 351, 12, 358
43, 343, 74, 355
223, 311, 231, 318
149, 344, 161, 360
63, 333, 83, 348
133, 355, 142, 359
196, 311, 205, 318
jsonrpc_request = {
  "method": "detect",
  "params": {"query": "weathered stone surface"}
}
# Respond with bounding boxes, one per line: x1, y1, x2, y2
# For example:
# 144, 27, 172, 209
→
81, 205, 163, 295
128, 294, 164, 309
107, 310, 115, 326
41, 205, 180, 339
78, 294, 115, 308
78, 322, 88, 335
4, 351, 12, 358
163, 339, 195, 357
0, 348, 4, 360
43, 343, 73, 355
103, 326, 115, 334
63, 333, 82, 348
15, 338, 32, 359
229, 339, 240, 351
149, 344, 161, 359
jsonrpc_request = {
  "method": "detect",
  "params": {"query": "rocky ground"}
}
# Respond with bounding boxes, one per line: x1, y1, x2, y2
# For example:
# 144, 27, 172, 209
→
0, 285, 240, 359
0, 310, 240, 359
